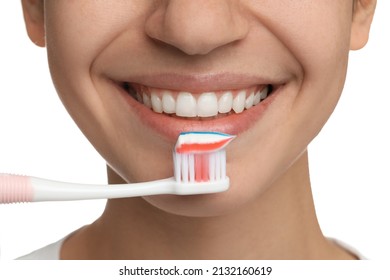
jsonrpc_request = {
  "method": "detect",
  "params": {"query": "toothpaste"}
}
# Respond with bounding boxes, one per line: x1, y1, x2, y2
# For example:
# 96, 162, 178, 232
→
175, 132, 235, 154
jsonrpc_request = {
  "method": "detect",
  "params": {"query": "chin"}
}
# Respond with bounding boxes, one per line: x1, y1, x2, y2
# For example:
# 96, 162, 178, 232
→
140, 173, 265, 218
142, 193, 239, 218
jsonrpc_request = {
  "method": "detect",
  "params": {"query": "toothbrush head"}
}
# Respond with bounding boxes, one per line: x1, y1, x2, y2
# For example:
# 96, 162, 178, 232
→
172, 132, 235, 195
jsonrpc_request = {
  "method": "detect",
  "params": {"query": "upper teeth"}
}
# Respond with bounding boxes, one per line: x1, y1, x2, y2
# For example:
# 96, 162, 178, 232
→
133, 86, 269, 118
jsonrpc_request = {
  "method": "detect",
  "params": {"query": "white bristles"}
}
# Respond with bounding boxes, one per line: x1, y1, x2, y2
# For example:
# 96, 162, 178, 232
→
216, 151, 221, 180
182, 153, 189, 183
174, 150, 228, 183
221, 150, 226, 179
189, 154, 195, 182
209, 152, 216, 181
174, 152, 181, 182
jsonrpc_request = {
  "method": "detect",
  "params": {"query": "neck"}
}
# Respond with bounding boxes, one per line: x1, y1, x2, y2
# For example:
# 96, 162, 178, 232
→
61, 151, 353, 259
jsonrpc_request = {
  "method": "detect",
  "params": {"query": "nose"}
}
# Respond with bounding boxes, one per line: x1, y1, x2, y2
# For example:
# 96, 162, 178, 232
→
145, 0, 249, 55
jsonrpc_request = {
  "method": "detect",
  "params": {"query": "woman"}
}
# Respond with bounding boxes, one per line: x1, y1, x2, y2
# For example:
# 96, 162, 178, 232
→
18, 0, 376, 259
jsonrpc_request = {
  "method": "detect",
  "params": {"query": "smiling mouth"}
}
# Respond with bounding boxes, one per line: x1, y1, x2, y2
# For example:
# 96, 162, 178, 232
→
121, 82, 275, 120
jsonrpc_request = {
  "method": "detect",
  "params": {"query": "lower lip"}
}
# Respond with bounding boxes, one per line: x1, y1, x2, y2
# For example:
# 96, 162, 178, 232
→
115, 83, 282, 141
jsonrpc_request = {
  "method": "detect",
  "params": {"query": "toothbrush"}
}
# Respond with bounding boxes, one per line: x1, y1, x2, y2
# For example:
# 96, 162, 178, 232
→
0, 132, 235, 204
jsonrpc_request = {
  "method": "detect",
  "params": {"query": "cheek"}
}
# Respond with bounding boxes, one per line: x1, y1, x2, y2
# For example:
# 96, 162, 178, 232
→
44, 1, 147, 104
260, 2, 353, 90
44, 3, 113, 119
275, 3, 352, 135
44, 1, 153, 72
271, 2, 353, 63
43, 2, 155, 172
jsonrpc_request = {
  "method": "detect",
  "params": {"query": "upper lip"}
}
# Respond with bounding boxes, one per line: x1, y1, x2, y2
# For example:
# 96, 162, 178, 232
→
113, 72, 285, 93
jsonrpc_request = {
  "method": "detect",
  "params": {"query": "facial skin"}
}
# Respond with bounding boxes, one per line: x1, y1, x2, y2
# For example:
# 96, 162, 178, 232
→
22, 0, 376, 259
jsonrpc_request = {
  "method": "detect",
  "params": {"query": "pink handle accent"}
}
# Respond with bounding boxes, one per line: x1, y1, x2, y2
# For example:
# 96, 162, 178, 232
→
0, 174, 34, 203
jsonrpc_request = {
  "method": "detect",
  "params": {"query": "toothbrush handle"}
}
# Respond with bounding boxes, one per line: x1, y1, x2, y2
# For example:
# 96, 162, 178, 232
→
0, 174, 175, 203
31, 177, 176, 201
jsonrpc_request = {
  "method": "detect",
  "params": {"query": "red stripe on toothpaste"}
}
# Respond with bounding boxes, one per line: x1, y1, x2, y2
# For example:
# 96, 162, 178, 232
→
175, 132, 235, 154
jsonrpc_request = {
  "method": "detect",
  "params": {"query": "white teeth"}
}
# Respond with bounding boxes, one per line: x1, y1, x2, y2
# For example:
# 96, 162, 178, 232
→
142, 92, 152, 108
162, 91, 176, 114
218, 91, 233, 113
245, 92, 254, 109
253, 90, 261, 105
197, 92, 218, 117
141, 86, 271, 117
151, 93, 163, 113
260, 87, 268, 100
232, 90, 246, 113
176, 92, 197, 117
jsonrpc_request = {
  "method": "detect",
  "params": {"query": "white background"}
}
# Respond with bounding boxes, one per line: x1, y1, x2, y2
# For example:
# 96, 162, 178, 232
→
0, 1, 389, 260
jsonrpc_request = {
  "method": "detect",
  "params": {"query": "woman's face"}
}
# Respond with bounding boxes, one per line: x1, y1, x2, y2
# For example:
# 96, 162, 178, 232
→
35, 1, 362, 216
